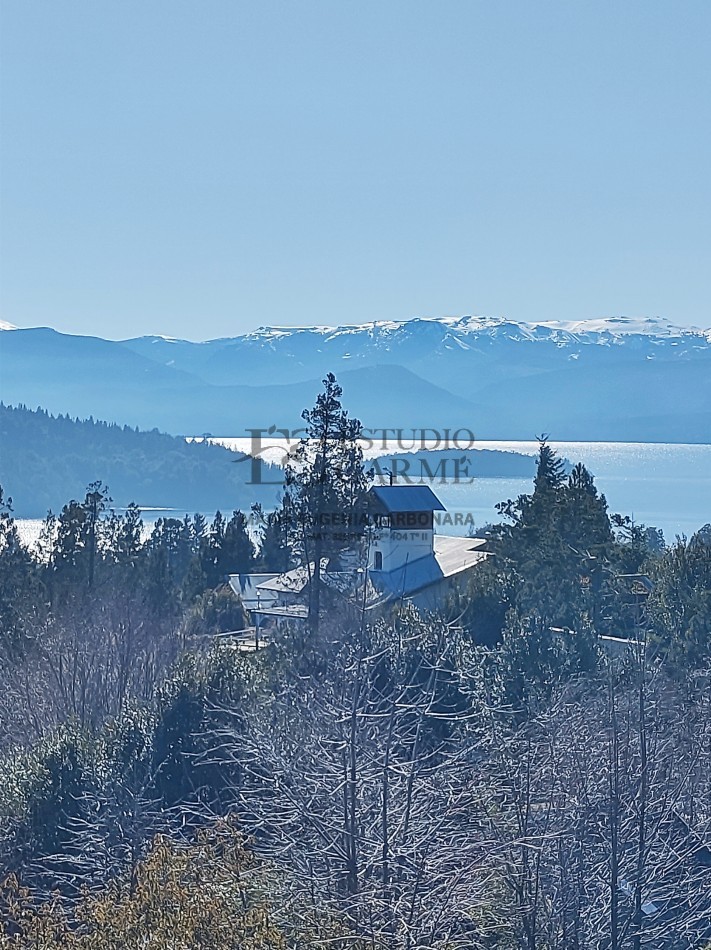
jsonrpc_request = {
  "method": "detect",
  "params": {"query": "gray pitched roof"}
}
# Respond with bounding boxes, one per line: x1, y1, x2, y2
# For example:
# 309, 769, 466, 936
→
228, 574, 280, 610
368, 536, 488, 605
367, 485, 446, 513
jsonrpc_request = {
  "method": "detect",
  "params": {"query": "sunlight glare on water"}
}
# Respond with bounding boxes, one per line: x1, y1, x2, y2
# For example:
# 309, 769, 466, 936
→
15, 441, 711, 548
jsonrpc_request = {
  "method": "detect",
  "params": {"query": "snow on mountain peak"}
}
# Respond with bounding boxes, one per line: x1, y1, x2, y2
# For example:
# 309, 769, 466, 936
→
240, 314, 709, 348
529, 315, 704, 338
119, 314, 711, 357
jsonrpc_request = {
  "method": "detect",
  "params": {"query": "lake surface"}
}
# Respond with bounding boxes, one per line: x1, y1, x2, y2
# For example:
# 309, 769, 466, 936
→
16, 441, 711, 548
212, 438, 711, 540
433, 441, 711, 540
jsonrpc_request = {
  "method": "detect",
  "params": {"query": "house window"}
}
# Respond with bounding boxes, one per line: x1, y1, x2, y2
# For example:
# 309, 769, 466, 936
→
374, 551, 383, 570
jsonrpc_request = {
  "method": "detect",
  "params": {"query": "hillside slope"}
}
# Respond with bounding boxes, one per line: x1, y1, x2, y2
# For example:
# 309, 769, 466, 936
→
0, 404, 279, 517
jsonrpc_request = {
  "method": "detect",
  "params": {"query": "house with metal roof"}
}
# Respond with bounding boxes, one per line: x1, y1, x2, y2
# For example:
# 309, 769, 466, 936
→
367, 485, 445, 574
229, 485, 488, 625
365, 485, 488, 611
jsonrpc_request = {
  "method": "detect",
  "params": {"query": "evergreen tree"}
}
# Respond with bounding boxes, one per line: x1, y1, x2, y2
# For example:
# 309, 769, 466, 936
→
284, 374, 371, 631
46, 482, 112, 597
218, 510, 255, 577
533, 435, 566, 492
84, 481, 111, 588
199, 510, 226, 588
495, 444, 617, 634
253, 503, 292, 573
0, 485, 40, 648
114, 503, 144, 565
647, 528, 711, 667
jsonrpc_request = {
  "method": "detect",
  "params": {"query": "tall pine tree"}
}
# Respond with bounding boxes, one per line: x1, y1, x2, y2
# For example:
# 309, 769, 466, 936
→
284, 374, 371, 632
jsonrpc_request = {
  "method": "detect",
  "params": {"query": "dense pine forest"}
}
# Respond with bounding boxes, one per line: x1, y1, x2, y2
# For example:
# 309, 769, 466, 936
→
0, 380, 710, 948
0, 403, 279, 516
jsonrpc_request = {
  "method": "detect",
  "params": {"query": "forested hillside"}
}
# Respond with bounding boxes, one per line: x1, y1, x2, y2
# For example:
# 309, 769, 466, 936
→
1, 415, 710, 947
0, 403, 279, 516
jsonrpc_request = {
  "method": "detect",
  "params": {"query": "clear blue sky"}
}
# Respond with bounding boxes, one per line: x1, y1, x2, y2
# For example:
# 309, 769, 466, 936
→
1, 0, 709, 340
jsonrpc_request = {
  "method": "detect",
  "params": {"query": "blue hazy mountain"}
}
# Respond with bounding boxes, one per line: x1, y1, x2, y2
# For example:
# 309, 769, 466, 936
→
0, 327, 477, 433
2, 316, 709, 440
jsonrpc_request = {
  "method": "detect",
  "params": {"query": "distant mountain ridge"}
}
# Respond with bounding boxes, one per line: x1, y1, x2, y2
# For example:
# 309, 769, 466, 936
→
121, 314, 711, 384
1, 316, 710, 441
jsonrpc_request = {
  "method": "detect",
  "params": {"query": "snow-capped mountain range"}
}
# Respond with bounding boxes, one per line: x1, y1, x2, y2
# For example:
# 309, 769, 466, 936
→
238, 314, 711, 345
1, 315, 709, 441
